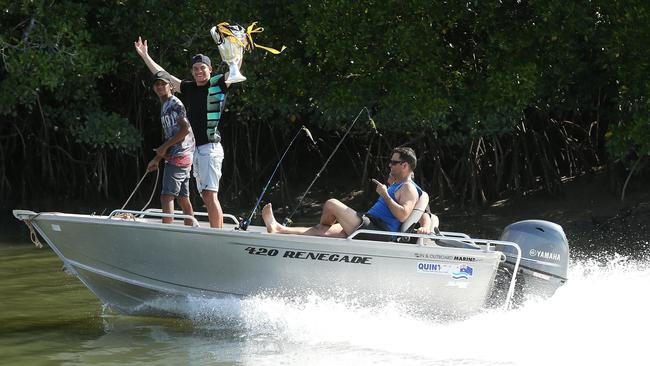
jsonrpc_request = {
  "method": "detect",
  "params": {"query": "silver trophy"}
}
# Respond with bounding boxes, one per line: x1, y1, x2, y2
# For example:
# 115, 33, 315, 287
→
210, 25, 247, 83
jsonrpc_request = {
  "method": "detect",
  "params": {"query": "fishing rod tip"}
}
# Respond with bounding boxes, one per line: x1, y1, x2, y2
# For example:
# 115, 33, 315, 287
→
368, 117, 377, 131
302, 126, 316, 145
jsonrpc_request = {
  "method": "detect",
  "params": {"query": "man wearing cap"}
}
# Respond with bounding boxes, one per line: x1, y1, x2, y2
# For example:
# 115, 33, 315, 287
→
135, 37, 236, 228
147, 70, 195, 226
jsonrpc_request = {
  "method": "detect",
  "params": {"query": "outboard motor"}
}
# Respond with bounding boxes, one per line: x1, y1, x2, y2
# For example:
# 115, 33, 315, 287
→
492, 220, 569, 305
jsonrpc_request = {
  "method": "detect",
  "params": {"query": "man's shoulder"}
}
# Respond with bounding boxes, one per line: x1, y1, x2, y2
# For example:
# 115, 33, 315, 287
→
169, 94, 183, 104
180, 79, 201, 93
397, 180, 419, 196
166, 95, 184, 106
180, 79, 193, 87
164, 96, 186, 114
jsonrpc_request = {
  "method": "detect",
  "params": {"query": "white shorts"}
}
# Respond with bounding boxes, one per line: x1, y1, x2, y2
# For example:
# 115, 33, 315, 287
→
193, 143, 224, 193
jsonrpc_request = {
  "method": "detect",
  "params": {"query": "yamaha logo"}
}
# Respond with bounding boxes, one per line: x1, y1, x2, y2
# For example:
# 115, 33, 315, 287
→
529, 248, 561, 261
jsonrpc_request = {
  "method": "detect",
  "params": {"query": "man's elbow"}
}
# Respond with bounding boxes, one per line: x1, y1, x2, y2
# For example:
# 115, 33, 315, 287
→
177, 121, 190, 136
395, 211, 410, 222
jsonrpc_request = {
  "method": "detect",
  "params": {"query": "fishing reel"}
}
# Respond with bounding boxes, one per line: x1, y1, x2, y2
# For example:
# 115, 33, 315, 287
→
237, 217, 249, 231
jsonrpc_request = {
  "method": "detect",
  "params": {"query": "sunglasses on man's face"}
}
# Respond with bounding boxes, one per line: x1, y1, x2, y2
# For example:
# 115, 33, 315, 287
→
389, 160, 404, 166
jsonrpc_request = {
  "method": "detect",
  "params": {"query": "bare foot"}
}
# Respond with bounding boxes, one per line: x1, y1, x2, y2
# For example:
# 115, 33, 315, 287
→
262, 203, 282, 233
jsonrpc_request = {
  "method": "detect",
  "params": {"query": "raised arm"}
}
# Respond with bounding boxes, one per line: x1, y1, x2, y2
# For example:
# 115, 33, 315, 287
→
134, 36, 182, 92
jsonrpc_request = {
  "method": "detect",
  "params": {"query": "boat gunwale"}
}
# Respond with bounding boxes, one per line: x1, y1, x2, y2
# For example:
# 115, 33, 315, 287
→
27, 211, 506, 260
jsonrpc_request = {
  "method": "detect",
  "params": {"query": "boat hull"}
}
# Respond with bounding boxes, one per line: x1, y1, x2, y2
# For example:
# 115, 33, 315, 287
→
20, 212, 504, 318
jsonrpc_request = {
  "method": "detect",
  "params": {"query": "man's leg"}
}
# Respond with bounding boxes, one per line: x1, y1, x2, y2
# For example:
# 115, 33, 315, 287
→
320, 199, 362, 236
262, 203, 356, 238
202, 190, 223, 228
262, 203, 316, 234
194, 143, 224, 228
177, 196, 194, 226
315, 223, 347, 238
160, 163, 183, 224
161, 194, 175, 224
176, 165, 194, 226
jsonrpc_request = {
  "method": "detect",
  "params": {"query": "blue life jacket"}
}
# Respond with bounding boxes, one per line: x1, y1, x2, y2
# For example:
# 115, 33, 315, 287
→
367, 181, 422, 232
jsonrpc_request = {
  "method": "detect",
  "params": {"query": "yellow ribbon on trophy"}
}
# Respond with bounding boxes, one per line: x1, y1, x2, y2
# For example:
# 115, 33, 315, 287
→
217, 21, 286, 55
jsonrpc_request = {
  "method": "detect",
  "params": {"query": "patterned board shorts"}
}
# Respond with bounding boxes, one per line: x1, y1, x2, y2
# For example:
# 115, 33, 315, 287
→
161, 162, 191, 197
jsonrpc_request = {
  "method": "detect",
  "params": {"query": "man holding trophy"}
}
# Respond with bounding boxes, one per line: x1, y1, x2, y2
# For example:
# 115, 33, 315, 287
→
135, 22, 283, 228
134, 32, 243, 228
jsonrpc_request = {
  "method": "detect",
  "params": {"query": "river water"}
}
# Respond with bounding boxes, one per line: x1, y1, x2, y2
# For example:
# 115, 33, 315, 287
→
1, 238, 649, 366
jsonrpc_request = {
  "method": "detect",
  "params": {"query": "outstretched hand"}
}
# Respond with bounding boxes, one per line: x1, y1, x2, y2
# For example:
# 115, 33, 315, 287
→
371, 178, 388, 198
134, 36, 148, 57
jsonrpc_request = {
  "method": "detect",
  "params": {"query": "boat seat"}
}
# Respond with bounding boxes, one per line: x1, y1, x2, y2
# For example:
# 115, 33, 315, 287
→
400, 191, 429, 233
395, 191, 431, 244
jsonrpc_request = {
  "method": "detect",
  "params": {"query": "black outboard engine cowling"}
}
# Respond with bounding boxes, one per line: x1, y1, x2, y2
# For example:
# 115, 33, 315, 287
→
497, 220, 569, 300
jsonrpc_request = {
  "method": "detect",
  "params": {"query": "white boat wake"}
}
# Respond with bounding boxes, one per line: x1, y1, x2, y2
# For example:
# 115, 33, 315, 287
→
171, 254, 650, 366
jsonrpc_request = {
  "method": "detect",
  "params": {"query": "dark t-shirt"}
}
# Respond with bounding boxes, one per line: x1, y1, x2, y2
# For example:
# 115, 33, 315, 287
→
180, 75, 228, 146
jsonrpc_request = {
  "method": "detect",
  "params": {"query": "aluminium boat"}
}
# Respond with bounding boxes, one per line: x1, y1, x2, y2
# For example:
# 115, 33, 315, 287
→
13, 207, 568, 318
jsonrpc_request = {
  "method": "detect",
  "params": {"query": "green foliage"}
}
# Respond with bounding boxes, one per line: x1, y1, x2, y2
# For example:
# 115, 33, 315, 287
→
2, 0, 650, 204
599, 0, 650, 167
0, 0, 138, 145
72, 112, 141, 151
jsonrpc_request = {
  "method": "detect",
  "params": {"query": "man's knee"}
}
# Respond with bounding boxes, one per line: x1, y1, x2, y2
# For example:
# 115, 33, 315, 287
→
161, 194, 174, 204
324, 198, 343, 211
202, 190, 220, 204
313, 224, 333, 236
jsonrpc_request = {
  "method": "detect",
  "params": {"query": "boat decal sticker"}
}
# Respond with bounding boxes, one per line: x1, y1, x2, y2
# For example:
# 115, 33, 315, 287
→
244, 247, 279, 256
451, 265, 474, 279
417, 262, 475, 280
414, 253, 479, 262
417, 262, 451, 274
244, 247, 372, 265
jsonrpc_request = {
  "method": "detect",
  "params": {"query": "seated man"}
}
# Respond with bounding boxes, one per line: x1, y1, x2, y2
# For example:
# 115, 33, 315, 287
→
262, 147, 421, 238
384, 172, 440, 239
385, 172, 438, 235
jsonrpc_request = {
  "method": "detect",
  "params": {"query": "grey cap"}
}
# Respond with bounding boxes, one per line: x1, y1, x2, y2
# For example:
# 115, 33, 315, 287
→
152, 70, 172, 84
191, 54, 211, 67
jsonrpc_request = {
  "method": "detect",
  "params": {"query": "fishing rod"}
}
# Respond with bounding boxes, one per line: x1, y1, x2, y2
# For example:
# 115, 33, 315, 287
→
282, 107, 376, 225
240, 125, 315, 230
